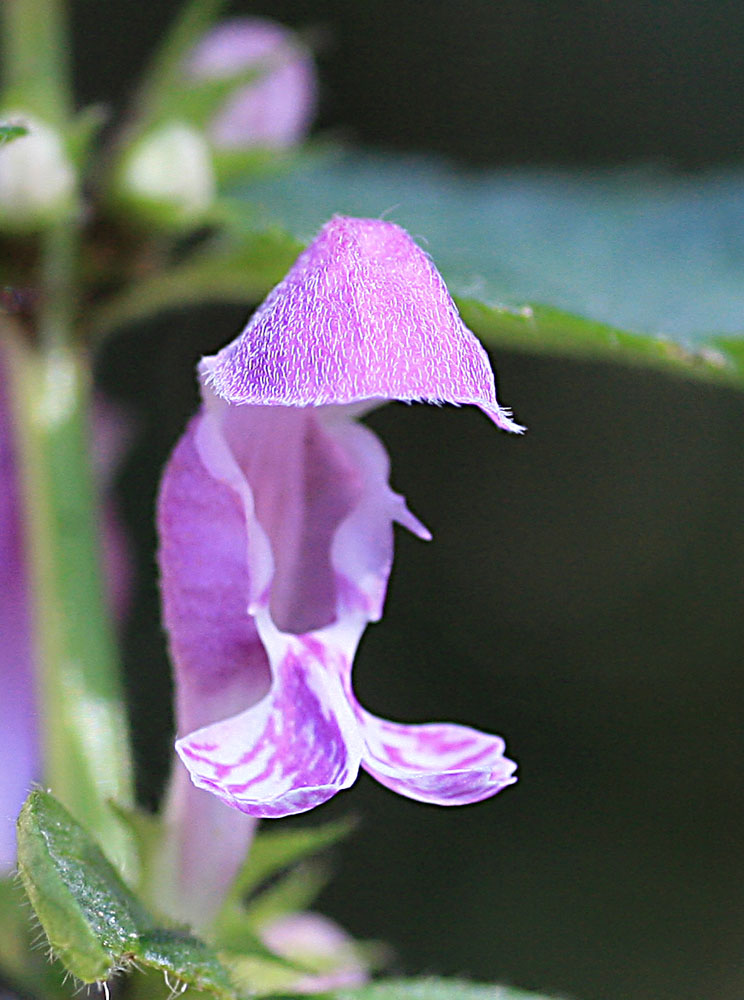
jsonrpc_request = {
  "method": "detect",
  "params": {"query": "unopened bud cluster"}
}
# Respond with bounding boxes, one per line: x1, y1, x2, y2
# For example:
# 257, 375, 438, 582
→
113, 17, 316, 228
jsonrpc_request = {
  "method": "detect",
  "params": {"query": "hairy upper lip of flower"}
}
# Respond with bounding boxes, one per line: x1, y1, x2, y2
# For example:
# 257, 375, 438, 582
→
157, 215, 521, 821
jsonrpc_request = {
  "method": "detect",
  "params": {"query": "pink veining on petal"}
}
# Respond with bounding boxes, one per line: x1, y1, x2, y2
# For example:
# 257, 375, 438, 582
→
175, 615, 365, 818
201, 216, 524, 432
188, 17, 317, 150
353, 706, 517, 807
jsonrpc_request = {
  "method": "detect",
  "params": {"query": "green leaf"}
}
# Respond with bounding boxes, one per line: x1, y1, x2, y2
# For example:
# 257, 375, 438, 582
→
0, 877, 69, 999
0, 122, 28, 146
241, 860, 330, 932
17, 791, 148, 982
1, 0, 72, 123
212, 818, 354, 952
158, 65, 263, 129
224, 953, 319, 998
7, 335, 135, 878
233, 818, 355, 899
455, 300, 735, 388
228, 151, 744, 388
16, 790, 237, 996
66, 105, 107, 167
332, 980, 564, 1000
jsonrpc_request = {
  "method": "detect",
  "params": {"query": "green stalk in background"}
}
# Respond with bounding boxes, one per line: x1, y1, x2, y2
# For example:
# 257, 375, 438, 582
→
0, 0, 70, 123
6, 328, 136, 878
2, 0, 135, 876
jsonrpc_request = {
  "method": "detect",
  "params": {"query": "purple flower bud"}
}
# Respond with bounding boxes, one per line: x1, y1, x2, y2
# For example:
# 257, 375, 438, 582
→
158, 217, 520, 828
260, 912, 368, 993
188, 18, 318, 150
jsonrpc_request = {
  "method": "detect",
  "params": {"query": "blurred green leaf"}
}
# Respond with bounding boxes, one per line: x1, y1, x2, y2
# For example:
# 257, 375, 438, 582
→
93, 148, 744, 390
213, 818, 354, 952
332, 980, 565, 1000
89, 228, 302, 342
1, 0, 71, 123
455, 299, 735, 387
16, 791, 237, 995
158, 65, 263, 128
66, 105, 107, 167
242, 860, 331, 932
7, 336, 136, 878
0, 122, 28, 146
0, 877, 69, 998
224, 952, 318, 997
232, 818, 355, 899
134, 0, 227, 123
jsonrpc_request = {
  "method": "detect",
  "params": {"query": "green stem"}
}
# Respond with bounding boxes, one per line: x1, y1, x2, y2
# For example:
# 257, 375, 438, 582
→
1, 0, 71, 123
3, 193, 135, 879
7, 330, 136, 878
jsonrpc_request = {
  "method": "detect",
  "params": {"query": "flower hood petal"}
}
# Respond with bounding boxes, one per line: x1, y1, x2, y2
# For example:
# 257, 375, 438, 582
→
201, 216, 523, 432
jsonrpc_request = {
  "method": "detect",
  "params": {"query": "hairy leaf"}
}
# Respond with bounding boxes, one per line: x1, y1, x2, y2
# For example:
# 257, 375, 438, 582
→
16, 791, 236, 995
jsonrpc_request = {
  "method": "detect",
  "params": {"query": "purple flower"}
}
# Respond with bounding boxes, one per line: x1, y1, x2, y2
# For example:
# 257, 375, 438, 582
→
158, 216, 521, 821
188, 18, 318, 150
0, 348, 130, 872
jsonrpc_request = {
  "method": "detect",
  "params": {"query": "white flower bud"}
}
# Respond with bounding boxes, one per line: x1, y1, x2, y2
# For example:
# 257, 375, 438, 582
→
120, 122, 215, 225
0, 115, 75, 229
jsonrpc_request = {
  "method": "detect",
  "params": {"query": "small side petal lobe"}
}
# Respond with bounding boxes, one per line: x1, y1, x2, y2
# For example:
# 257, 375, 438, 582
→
355, 710, 518, 806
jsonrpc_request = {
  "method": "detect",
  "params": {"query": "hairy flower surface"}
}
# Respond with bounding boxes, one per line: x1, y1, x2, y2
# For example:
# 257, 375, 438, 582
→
158, 216, 520, 820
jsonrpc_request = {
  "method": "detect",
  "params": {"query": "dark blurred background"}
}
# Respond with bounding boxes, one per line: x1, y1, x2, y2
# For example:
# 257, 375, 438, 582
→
83, 3, 744, 1000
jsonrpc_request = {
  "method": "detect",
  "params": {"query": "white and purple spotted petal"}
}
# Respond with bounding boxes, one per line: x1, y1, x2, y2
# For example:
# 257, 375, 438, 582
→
354, 710, 517, 806
176, 616, 365, 818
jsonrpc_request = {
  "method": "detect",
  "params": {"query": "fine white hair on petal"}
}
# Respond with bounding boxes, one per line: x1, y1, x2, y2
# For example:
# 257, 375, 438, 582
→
200, 216, 524, 432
